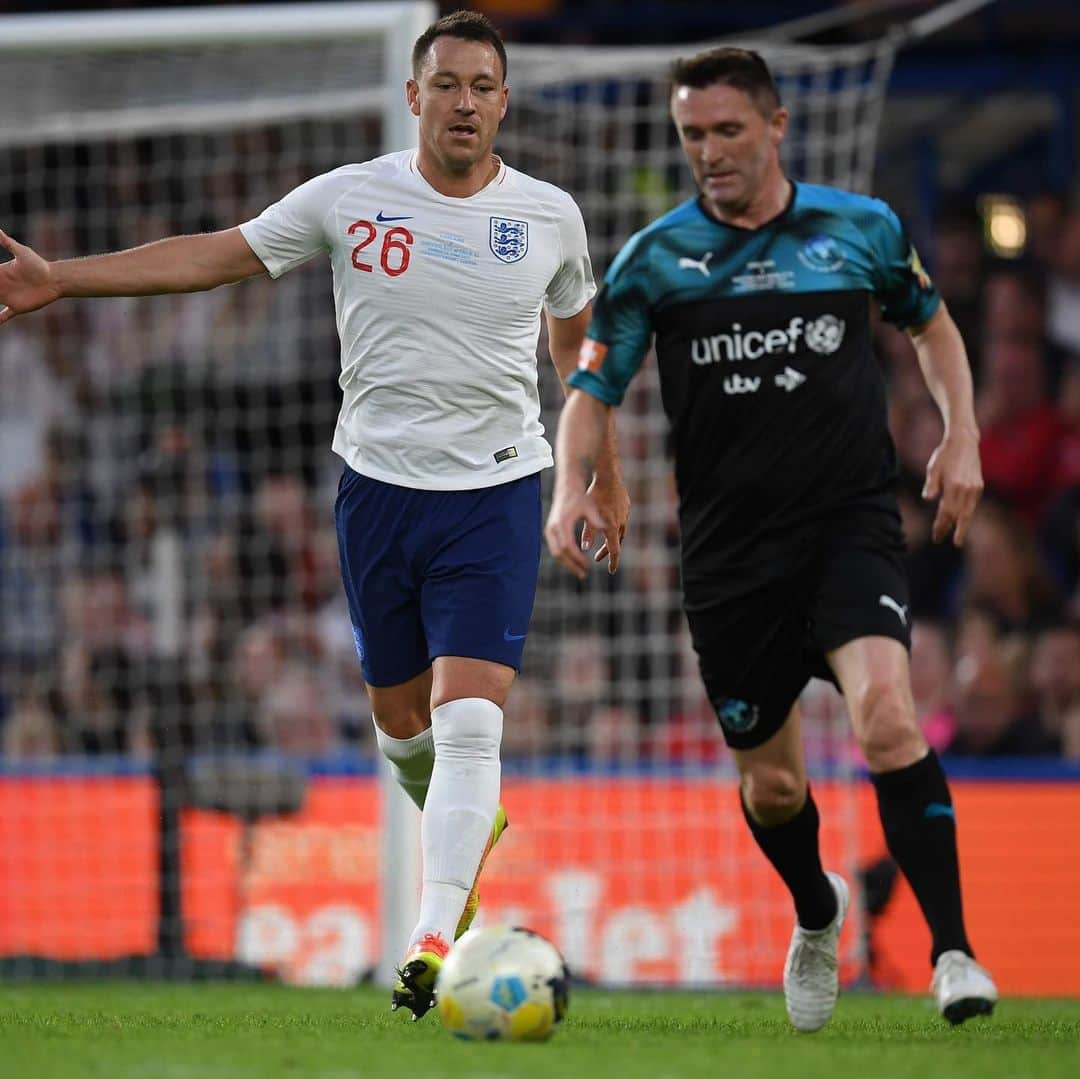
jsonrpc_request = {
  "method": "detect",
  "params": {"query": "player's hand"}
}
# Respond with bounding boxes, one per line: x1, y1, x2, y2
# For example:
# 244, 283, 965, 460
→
0, 230, 58, 327
582, 473, 630, 574
923, 428, 983, 546
545, 485, 607, 580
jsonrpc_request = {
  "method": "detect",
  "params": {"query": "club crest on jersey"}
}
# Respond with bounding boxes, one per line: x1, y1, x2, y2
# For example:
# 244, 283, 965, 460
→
490, 217, 529, 263
797, 234, 845, 273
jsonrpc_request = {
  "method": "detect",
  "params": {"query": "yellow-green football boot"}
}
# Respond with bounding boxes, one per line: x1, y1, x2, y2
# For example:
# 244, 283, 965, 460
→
391, 932, 450, 1021
455, 804, 509, 940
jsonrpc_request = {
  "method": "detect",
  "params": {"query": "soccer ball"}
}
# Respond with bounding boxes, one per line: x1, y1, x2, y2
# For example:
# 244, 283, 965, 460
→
436, 926, 570, 1041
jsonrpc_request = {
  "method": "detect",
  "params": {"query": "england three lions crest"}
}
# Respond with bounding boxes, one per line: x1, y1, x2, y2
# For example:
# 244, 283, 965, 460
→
490, 217, 528, 263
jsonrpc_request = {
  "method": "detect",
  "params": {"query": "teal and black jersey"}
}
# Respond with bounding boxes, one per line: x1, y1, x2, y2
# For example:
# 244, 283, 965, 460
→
568, 181, 939, 586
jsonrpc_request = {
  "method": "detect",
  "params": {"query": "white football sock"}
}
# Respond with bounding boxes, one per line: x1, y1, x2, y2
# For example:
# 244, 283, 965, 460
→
409, 697, 502, 949
374, 721, 434, 811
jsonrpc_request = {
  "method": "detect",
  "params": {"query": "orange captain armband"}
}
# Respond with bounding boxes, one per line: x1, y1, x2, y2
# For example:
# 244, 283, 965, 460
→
577, 338, 608, 372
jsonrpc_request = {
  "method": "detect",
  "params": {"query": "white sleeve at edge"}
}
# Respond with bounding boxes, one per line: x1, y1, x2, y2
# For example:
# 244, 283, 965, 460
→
544, 195, 597, 319
238, 172, 336, 279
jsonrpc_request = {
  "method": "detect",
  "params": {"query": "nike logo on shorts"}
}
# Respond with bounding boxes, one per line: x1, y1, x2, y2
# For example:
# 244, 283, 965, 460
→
376, 211, 413, 222
503, 628, 527, 642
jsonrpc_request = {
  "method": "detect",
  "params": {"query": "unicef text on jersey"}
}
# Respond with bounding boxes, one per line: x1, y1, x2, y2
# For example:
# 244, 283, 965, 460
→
690, 315, 845, 365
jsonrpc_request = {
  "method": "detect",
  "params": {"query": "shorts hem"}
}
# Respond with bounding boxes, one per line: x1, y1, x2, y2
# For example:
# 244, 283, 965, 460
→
814, 624, 911, 658
360, 660, 433, 689
428, 647, 524, 674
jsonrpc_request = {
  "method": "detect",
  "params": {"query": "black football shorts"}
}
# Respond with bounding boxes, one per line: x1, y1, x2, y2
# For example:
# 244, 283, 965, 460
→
684, 496, 911, 750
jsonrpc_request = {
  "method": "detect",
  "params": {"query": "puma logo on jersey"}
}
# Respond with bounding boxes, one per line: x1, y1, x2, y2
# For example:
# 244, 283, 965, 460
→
678, 252, 714, 277
879, 594, 908, 626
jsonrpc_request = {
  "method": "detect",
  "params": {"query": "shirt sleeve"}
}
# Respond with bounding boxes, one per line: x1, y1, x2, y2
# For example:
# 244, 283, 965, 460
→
567, 233, 654, 406
543, 195, 597, 319
870, 203, 941, 330
238, 173, 336, 279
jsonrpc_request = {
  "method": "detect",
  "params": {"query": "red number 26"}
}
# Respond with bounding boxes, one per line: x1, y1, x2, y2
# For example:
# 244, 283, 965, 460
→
348, 220, 413, 277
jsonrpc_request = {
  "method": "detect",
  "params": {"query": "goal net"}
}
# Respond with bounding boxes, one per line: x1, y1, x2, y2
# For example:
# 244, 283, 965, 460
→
0, 2, 899, 987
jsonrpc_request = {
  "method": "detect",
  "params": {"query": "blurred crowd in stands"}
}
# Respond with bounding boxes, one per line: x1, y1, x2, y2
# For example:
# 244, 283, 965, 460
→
882, 193, 1080, 760
0, 124, 1078, 770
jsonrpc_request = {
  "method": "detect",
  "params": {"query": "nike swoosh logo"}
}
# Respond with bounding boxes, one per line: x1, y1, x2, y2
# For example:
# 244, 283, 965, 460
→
503, 629, 527, 642
924, 803, 955, 820
375, 212, 413, 223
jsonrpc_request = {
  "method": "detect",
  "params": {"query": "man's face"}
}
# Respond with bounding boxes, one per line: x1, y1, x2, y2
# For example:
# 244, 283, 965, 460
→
671, 83, 786, 217
407, 37, 508, 175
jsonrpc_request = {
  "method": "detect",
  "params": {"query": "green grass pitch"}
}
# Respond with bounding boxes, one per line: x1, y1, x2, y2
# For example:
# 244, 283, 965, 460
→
2, 983, 1078, 1078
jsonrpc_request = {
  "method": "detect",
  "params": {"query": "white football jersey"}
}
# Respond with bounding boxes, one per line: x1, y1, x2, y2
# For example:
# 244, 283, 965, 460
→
239, 149, 595, 490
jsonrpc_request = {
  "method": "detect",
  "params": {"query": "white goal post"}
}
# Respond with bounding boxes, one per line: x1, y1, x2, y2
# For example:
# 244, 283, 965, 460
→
0, 2, 982, 989
1, 2, 434, 153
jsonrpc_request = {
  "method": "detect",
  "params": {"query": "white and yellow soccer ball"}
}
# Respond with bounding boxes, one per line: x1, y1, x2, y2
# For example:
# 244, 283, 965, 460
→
436, 926, 570, 1042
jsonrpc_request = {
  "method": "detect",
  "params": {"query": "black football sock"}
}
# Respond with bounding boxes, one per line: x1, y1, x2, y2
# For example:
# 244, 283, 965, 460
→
742, 786, 838, 931
870, 750, 973, 965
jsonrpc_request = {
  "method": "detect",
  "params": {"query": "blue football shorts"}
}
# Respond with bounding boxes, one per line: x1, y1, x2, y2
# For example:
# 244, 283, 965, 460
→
334, 465, 542, 688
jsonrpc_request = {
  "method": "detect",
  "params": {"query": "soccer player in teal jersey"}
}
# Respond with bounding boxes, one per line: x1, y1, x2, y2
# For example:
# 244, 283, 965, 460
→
546, 47, 997, 1030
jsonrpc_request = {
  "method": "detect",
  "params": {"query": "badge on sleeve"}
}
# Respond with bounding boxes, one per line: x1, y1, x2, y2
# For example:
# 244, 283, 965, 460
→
908, 244, 932, 290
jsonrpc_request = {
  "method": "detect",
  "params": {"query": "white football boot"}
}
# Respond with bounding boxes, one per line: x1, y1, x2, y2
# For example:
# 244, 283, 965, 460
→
932, 950, 997, 1025
783, 871, 849, 1033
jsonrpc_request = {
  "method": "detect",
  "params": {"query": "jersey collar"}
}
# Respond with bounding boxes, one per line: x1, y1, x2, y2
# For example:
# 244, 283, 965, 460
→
694, 178, 797, 233
407, 151, 507, 201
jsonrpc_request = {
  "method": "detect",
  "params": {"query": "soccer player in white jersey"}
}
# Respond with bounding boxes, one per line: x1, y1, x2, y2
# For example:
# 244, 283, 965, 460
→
0, 10, 629, 1018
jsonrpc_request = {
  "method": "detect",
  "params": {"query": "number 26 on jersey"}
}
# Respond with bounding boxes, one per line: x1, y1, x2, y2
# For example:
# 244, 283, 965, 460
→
348, 220, 413, 277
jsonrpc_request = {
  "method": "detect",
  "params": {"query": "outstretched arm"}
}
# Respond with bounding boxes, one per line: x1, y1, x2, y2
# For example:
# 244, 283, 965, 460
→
910, 301, 983, 545
546, 306, 630, 572
0, 226, 266, 327
545, 388, 612, 579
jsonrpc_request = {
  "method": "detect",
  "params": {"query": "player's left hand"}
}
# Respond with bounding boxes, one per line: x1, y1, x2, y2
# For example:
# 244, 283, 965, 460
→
546, 486, 607, 580
582, 473, 630, 574
923, 428, 983, 546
